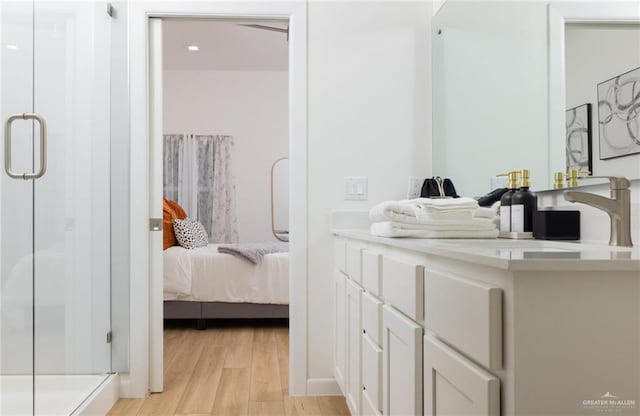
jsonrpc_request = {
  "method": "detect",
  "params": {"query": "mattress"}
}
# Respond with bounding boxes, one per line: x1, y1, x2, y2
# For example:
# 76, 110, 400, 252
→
163, 244, 289, 304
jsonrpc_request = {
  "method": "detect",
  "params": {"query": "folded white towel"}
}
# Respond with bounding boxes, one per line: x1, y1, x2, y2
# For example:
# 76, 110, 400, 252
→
474, 207, 497, 219
474, 201, 501, 218
371, 222, 499, 239
369, 198, 478, 224
383, 218, 496, 231
369, 200, 424, 224
420, 210, 473, 221
413, 197, 478, 209
491, 216, 500, 227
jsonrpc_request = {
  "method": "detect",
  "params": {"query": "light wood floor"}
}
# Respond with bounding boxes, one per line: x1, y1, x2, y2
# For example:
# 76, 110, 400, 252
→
107, 320, 349, 416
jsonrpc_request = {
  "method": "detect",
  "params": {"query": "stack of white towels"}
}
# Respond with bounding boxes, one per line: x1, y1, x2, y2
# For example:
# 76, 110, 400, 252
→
369, 197, 499, 238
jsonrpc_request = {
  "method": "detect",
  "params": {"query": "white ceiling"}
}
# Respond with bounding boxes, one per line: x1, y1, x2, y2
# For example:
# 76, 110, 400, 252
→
163, 19, 288, 71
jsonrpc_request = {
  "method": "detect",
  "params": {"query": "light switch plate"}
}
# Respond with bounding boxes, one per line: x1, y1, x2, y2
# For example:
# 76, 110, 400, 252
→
344, 176, 368, 201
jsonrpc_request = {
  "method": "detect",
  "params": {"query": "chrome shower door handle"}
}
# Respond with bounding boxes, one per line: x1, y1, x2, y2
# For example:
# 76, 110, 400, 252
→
4, 113, 47, 180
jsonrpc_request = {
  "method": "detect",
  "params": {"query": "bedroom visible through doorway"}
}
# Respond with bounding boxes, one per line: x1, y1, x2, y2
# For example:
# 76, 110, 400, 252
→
157, 17, 290, 393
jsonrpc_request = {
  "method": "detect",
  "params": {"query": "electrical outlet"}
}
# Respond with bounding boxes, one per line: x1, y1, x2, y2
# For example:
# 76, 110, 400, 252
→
407, 176, 425, 199
344, 176, 368, 201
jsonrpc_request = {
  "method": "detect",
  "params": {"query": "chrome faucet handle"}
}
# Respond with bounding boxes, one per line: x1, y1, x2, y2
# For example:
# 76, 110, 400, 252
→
577, 176, 630, 190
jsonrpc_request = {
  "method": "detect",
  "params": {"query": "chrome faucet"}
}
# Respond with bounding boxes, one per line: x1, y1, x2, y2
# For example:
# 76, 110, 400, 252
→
564, 176, 633, 247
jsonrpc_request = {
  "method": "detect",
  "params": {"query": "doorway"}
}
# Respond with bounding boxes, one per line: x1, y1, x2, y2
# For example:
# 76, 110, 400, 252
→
134, 2, 308, 398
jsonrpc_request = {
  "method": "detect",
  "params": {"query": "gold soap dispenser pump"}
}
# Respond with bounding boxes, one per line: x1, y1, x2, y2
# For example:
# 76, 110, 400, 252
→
496, 171, 519, 232
566, 169, 590, 187
554, 172, 566, 189
511, 169, 537, 233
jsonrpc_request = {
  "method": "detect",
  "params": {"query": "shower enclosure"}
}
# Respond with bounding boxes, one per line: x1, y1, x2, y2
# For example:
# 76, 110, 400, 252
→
1, 2, 114, 414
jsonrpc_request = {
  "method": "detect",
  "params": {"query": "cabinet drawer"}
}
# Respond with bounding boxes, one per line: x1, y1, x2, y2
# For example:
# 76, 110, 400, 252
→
382, 257, 424, 321
362, 334, 382, 413
335, 240, 347, 273
425, 270, 502, 370
362, 292, 382, 346
424, 334, 500, 416
346, 245, 362, 283
362, 250, 382, 296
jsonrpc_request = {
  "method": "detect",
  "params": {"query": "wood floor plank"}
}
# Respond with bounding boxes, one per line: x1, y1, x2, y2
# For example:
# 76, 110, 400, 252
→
249, 327, 283, 402
106, 398, 145, 415
283, 396, 322, 416
175, 345, 226, 414
316, 396, 350, 416
274, 326, 290, 395
223, 327, 254, 368
108, 324, 311, 416
164, 328, 187, 369
210, 368, 251, 416
137, 330, 208, 415
248, 401, 286, 416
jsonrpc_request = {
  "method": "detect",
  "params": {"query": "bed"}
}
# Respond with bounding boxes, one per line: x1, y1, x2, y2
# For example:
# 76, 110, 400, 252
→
163, 243, 289, 326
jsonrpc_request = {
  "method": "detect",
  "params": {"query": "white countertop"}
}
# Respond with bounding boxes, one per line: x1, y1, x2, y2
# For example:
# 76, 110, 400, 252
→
333, 229, 640, 272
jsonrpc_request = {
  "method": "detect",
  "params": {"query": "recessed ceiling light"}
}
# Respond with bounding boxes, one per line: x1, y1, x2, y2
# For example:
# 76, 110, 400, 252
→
6, 44, 18, 50
186, 45, 199, 52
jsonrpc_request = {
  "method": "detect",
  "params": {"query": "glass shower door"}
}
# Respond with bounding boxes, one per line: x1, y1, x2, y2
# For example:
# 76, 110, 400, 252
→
1, 2, 112, 415
32, 1, 112, 413
0, 2, 36, 415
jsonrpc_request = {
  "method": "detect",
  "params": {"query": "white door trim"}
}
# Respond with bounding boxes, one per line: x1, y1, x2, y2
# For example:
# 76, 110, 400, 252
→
148, 16, 164, 393
126, 1, 308, 398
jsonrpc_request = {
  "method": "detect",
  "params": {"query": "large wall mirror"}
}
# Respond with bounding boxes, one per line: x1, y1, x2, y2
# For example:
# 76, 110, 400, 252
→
433, 1, 640, 197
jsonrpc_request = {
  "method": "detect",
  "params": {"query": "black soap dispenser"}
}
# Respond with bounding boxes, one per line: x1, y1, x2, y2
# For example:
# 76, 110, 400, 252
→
511, 169, 537, 233
497, 171, 518, 233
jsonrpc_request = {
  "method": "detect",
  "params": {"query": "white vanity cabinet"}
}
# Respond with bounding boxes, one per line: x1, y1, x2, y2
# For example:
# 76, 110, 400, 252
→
333, 231, 640, 416
334, 240, 425, 416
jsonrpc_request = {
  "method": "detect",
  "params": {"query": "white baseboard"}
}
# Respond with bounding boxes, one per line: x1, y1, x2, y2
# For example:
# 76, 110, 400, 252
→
306, 378, 342, 396
74, 374, 119, 416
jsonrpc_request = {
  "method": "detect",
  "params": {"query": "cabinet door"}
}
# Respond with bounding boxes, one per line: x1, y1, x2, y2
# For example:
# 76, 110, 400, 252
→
346, 279, 363, 415
382, 305, 423, 416
334, 271, 347, 394
362, 333, 382, 414
424, 334, 500, 416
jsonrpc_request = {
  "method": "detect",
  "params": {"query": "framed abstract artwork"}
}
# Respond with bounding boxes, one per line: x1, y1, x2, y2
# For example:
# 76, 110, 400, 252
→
597, 66, 640, 160
566, 103, 592, 173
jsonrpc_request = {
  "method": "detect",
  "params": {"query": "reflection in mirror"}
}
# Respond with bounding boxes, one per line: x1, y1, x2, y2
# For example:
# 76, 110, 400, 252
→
564, 23, 640, 180
271, 157, 289, 242
433, 1, 640, 197
432, 1, 549, 198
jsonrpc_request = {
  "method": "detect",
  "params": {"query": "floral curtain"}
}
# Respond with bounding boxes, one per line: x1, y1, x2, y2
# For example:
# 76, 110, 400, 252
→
163, 134, 239, 243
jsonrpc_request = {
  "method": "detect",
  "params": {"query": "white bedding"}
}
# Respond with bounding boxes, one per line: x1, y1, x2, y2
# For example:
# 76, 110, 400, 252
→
163, 244, 289, 304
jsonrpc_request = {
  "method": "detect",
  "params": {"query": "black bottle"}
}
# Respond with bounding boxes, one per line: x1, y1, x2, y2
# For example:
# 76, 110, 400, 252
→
511, 169, 537, 233
499, 171, 518, 233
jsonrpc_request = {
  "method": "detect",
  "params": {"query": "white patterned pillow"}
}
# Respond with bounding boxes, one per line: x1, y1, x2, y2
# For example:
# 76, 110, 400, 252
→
173, 218, 209, 249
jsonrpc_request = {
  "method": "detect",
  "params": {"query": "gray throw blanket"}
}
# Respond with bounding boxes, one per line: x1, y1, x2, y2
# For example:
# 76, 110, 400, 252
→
217, 241, 289, 264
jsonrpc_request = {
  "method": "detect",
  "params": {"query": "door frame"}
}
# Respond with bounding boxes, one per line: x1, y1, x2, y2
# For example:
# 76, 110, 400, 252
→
126, 1, 307, 398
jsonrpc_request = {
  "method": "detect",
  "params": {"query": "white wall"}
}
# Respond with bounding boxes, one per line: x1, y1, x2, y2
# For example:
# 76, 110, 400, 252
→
565, 23, 640, 180
163, 69, 288, 242
307, 0, 432, 384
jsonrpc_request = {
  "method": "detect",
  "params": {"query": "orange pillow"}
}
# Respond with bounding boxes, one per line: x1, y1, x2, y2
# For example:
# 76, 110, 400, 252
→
167, 199, 187, 220
162, 198, 188, 250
